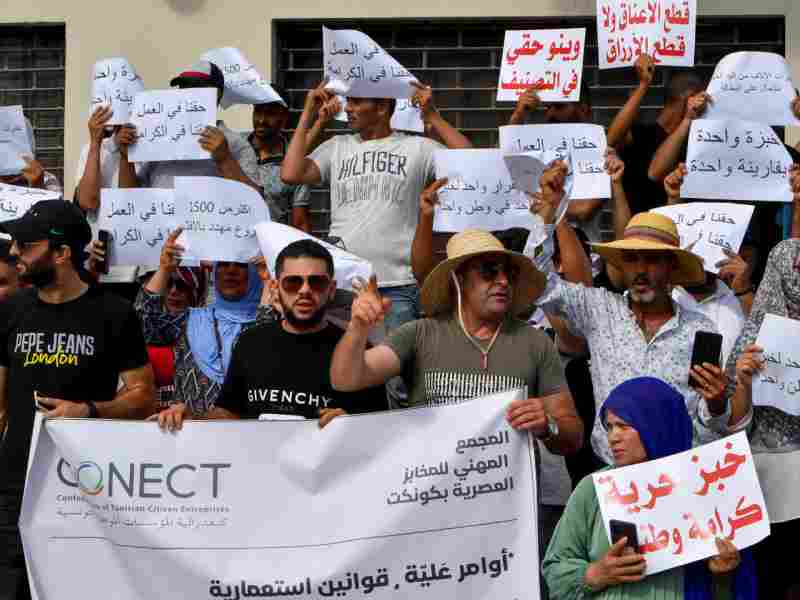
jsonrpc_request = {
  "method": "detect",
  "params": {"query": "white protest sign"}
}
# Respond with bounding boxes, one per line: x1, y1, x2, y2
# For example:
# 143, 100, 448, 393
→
597, 0, 696, 69
506, 150, 575, 225
96, 189, 180, 267
201, 47, 285, 109
323, 27, 419, 99
706, 52, 800, 126
0, 184, 61, 222
89, 58, 145, 125
255, 221, 373, 291
682, 119, 793, 203
333, 96, 424, 133
498, 29, 585, 103
753, 314, 800, 415
500, 124, 609, 200
174, 177, 269, 262
652, 203, 754, 274
594, 431, 769, 575
0, 106, 32, 176
21, 389, 540, 600
128, 89, 217, 163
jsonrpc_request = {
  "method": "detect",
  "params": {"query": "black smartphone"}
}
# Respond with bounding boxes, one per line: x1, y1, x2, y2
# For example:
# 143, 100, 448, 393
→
689, 331, 724, 388
610, 519, 639, 550
97, 229, 110, 275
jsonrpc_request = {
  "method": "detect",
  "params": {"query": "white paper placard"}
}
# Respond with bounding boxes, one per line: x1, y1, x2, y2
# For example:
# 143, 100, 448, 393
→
753, 314, 800, 416
201, 47, 285, 109
89, 58, 145, 125
498, 29, 586, 103
682, 119, 793, 203
0, 105, 32, 176
0, 183, 61, 222
128, 89, 217, 163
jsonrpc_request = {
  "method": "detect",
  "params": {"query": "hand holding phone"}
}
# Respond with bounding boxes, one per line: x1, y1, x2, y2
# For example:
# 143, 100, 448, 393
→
689, 331, 723, 389
96, 230, 110, 275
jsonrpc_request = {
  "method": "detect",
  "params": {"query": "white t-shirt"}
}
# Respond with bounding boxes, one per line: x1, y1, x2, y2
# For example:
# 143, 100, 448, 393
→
672, 280, 746, 365
309, 132, 442, 287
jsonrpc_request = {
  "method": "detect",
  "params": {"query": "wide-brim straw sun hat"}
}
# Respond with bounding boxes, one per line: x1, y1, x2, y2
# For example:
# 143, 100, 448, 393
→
591, 212, 705, 286
420, 229, 546, 317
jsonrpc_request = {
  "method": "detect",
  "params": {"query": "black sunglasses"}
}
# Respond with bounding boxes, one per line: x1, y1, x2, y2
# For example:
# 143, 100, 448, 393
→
470, 259, 519, 284
280, 275, 331, 294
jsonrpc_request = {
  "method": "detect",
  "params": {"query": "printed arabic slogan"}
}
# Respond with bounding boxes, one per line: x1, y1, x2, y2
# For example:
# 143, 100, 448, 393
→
20, 388, 541, 600
682, 119, 793, 203
128, 88, 217, 163
753, 314, 800, 416
499, 124, 610, 200
498, 29, 586, 103
597, 0, 696, 69
201, 47, 285, 109
90, 57, 145, 125
0, 184, 61, 222
652, 203, 754, 275
96, 189, 181, 267
705, 52, 800, 127
593, 431, 769, 575
0, 105, 32, 176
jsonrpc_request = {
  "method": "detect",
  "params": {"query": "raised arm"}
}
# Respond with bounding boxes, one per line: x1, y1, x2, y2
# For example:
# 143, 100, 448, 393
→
199, 126, 261, 192
411, 82, 472, 149
648, 92, 711, 182
606, 149, 631, 239
411, 178, 448, 284
116, 125, 140, 188
281, 82, 331, 185
304, 96, 341, 155
508, 88, 540, 126
75, 106, 114, 212
607, 55, 654, 149
663, 163, 687, 206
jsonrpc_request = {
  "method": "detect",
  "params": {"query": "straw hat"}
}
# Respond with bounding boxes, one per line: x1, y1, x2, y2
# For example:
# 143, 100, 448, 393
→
591, 212, 705, 286
420, 229, 546, 316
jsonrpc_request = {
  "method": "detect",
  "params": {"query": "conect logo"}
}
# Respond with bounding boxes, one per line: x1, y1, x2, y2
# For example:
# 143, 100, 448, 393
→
56, 460, 230, 499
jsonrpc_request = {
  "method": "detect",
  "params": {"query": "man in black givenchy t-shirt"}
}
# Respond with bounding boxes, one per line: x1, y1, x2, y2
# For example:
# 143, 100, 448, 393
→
0, 200, 156, 600
157, 239, 385, 431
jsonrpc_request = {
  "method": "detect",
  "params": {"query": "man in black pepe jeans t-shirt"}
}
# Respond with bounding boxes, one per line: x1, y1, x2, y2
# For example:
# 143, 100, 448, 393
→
157, 239, 385, 432
0, 200, 155, 600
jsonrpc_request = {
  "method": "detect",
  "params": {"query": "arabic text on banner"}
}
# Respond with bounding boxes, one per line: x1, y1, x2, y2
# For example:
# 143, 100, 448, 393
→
90, 58, 145, 125
21, 389, 540, 600
0, 184, 61, 223
201, 47, 285, 109
753, 314, 800, 416
0, 105, 32, 176
593, 431, 769, 575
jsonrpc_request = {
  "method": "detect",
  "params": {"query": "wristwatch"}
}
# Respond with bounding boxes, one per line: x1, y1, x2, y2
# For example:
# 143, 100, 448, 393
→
536, 415, 559, 441
86, 401, 99, 419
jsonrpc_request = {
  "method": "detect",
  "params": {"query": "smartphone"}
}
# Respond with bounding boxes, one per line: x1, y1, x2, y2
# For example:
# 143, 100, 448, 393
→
689, 331, 724, 388
97, 229, 110, 275
610, 519, 639, 550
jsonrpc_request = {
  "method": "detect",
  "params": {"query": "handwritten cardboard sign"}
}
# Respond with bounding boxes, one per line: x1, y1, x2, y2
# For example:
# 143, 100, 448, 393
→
498, 29, 585, 103
201, 47, 285, 110
0, 106, 32, 176
128, 89, 217, 163
705, 52, 800, 126
596, 0, 696, 69
0, 184, 61, 222
499, 124, 609, 200
90, 58, 145, 125
323, 27, 419, 99
652, 203, 754, 274
96, 189, 180, 267
753, 314, 800, 415
593, 431, 769, 575
682, 119, 793, 203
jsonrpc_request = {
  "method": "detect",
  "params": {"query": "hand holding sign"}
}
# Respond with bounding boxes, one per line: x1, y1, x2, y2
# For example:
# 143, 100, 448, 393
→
88, 105, 114, 145
420, 178, 449, 218
585, 538, 647, 591
664, 163, 688, 203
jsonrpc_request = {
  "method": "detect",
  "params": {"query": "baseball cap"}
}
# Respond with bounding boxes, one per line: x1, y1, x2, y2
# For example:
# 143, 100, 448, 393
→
170, 60, 225, 91
0, 200, 92, 249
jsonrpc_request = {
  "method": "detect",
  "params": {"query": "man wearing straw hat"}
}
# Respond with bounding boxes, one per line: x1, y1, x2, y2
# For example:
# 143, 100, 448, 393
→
531, 164, 754, 465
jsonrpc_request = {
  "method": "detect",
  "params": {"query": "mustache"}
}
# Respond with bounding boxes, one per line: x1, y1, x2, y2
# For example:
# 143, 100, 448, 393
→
632, 275, 651, 285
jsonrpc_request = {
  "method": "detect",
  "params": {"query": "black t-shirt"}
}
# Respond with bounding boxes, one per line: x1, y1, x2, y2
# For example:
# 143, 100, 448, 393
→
619, 121, 672, 215
215, 321, 387, 419
0, 286, 149, 496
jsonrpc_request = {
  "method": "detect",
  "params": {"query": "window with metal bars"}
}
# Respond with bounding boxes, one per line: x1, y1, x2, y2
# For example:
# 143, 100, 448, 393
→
0, 24, 65, 185
274, 16, 785, 241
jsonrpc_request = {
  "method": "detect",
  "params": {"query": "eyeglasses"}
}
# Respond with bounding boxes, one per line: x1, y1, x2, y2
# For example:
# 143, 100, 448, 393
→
470, 259, 519, 284
280, 275, 331, 294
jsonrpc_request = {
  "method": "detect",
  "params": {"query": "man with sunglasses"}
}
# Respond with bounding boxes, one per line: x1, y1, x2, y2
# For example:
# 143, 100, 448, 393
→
157, 239, 384, 431
0, 200, 155, 600
0, 240, 20, 304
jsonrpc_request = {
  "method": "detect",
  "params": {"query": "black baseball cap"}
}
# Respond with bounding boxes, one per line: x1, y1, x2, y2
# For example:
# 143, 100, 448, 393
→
0, 200, 91, 248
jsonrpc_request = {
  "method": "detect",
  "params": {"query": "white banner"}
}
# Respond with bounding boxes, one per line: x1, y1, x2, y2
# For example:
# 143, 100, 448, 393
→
682, 119, 793, 203
651, 203, 754, 274
498, 29, 585, 103
21, 389, 540, 600
0, 105, 32, 176
596, 0, 696, 69
705, 52, 800, 126
96, 189, 180, 267
255, 221, 373, 290
174, 177, 270, 262
753, 314, 800, 415
0, 184, 61, 222
90, 58, 145, 125
499, 124, 609, 200
128, 89, 217, 163
323, 27, 419, 99
593, 432, 769, 576
201, 47, 285, 110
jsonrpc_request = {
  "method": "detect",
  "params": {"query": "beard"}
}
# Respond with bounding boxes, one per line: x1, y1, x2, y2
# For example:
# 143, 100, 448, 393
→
18, 252, 56, 288
627, 275, 658, 304
279, 290, 328, 331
